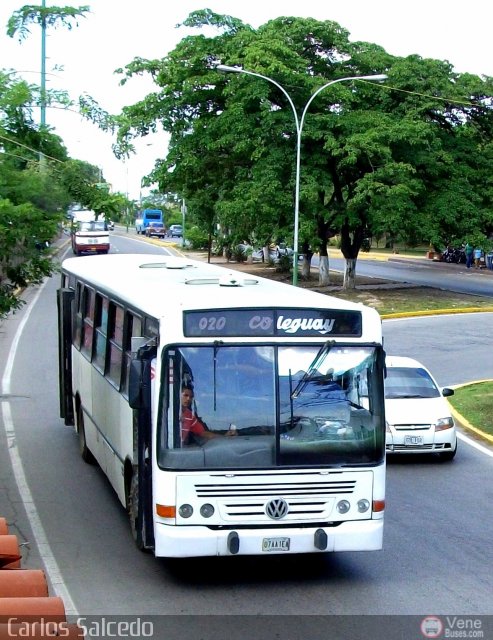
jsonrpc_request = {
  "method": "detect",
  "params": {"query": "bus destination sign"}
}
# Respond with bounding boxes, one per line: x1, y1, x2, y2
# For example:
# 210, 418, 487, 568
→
184, 308, 362, 338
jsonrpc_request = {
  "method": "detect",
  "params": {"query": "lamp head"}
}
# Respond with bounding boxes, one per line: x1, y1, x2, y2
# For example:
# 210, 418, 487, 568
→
360, 74, 388, 82
215, 64, 242, 73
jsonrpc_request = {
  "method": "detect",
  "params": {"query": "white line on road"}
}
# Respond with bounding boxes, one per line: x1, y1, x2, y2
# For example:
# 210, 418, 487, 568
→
457, 432, 493, 457
1, 279, 78, 616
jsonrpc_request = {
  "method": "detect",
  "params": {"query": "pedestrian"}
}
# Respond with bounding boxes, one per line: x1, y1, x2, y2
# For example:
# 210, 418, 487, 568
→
473, 247, 482, 269
465, 242, 473, 268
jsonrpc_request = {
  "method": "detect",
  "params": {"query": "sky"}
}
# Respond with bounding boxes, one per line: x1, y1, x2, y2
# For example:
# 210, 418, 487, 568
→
1, 0, 493, 200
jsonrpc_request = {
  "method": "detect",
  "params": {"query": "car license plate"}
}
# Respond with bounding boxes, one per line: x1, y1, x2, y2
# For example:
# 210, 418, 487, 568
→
262, 537, 290, 552
404, 435, 423, 446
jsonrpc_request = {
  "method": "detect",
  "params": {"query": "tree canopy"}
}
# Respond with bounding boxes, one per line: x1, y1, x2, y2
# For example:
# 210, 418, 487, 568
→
7, 3, 89, 41
0, 68, 127, 316
115, 9, 493, 287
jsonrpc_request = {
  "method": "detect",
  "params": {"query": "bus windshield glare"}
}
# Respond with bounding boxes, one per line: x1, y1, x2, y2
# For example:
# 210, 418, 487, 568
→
158, 344, 384, 470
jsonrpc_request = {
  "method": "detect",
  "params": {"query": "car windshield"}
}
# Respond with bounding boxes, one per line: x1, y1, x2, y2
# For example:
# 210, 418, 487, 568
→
157, 344, 385, 470
384, 366, 440, 399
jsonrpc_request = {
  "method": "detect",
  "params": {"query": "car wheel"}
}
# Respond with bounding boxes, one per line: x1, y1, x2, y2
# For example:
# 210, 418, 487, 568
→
439, 441, 457, 461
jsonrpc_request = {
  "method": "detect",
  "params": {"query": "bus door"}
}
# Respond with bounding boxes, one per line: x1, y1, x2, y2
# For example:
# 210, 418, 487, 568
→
128, 344, 156, 550
57, 288, 75, 426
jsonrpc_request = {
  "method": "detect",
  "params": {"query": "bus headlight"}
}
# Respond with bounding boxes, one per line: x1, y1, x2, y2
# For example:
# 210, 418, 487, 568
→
336, 500, 350, 514
357, 499, 370, 513
200, 503, 215, 518
178, 504, 193, 518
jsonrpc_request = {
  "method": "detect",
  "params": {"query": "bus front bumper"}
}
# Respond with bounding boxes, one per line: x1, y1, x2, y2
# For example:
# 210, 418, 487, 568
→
154, 519, 383, 557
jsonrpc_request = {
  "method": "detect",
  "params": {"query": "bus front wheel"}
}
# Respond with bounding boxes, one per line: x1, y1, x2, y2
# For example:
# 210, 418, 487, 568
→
77, 406, 96, 464
128, 471, 145, 551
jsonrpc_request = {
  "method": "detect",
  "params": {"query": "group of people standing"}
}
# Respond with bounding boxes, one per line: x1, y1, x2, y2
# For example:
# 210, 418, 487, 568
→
465, 243, 483, 269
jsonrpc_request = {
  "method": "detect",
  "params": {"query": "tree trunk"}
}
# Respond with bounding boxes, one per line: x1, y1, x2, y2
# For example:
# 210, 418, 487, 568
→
343, 258, 357, 289
318, 255, 330, 286
300, 255, 310, 279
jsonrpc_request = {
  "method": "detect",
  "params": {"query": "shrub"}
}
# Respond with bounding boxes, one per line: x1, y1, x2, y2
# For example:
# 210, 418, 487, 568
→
184, 226, 208, 249
275, 254, 292, 273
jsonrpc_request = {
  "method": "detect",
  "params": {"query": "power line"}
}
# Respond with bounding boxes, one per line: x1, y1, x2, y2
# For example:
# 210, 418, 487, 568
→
0, 133, 65, 164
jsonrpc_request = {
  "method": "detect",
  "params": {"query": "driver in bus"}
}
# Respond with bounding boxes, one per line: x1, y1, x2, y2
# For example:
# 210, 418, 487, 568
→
180, 385, 238, 445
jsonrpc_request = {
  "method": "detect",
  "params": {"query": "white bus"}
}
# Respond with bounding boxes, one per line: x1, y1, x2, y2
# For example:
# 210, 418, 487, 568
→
57, 254, 386, 557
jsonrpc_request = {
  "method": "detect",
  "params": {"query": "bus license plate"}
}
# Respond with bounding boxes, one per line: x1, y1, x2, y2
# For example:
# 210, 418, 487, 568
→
404, 435, 423, 446
262, 537, 290, 552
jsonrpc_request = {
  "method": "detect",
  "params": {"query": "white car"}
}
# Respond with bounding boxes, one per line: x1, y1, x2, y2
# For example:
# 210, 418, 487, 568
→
385, 356, 457, 460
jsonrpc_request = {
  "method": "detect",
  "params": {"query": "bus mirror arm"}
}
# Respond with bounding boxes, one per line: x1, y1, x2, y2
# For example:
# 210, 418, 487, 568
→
129, 345, 156, 410
129, 360, 145, 409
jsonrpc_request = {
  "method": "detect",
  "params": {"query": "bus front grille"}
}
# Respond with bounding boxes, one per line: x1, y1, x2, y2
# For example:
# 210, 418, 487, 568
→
194, 480, 356, 498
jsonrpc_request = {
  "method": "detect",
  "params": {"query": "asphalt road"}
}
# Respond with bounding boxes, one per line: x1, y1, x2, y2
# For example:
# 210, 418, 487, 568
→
322, 253, 493, 297
0, 234, 492, 634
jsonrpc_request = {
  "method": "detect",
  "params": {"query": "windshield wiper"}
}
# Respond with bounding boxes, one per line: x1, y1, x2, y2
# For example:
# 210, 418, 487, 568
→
213, 340, 223, 410
291, 340, 335, 399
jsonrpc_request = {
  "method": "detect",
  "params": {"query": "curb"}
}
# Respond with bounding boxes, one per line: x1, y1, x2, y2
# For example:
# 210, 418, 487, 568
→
0, 519, 85, 636
381, 306, 493, 319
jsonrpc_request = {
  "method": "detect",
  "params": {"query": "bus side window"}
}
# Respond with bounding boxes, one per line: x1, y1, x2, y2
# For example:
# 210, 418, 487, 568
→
80, 287, 95, 359
121, 312, 142, 398
93, 294, 109, 372
106, 303, 124, 389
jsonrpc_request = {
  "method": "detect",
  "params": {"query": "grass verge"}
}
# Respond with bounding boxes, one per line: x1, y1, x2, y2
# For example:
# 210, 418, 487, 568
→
329, 286, 493, 316
205, 259, 493, 316
448, 382, 493, 438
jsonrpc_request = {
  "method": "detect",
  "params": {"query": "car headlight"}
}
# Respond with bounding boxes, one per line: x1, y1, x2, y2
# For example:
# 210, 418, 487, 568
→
435, 417, 454, 431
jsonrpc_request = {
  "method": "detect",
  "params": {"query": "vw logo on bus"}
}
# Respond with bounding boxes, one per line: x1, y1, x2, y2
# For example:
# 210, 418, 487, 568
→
265, 498, 289, 520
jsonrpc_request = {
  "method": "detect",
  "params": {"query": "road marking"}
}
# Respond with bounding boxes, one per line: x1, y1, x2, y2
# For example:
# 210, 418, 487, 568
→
1, 279, 78, 616
457, 432, 493, 457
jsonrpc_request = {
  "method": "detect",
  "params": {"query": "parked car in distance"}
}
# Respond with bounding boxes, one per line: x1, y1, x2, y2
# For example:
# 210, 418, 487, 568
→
384, 355, 457, 460
169, 224, 183, 237
145, 221, 166, 238
107, 220, 114, 231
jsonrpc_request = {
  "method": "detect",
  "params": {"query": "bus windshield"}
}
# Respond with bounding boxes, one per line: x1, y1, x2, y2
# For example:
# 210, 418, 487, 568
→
158, 344, 384, 470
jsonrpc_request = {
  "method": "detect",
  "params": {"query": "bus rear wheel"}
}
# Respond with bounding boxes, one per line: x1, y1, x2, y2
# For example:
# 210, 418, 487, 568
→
77, 406, 96, 464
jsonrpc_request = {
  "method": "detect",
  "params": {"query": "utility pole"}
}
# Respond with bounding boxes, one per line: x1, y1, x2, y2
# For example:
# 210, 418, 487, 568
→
38, 0, 47, 167
40, 0, 47, 129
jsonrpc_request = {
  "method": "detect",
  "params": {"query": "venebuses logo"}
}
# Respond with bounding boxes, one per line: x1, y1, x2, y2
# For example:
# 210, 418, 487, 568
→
420, 616, 485, 639
421, 616, 443, 638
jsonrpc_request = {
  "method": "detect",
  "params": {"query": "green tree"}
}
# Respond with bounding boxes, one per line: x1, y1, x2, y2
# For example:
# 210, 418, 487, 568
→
114, 10, 493, 288
6, 3, 89, 40
0, 4, 126, 314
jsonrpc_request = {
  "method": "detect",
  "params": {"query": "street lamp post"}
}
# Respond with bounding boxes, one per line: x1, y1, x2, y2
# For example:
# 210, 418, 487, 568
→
181, 199, 187, 248
216, 65, 387, 285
